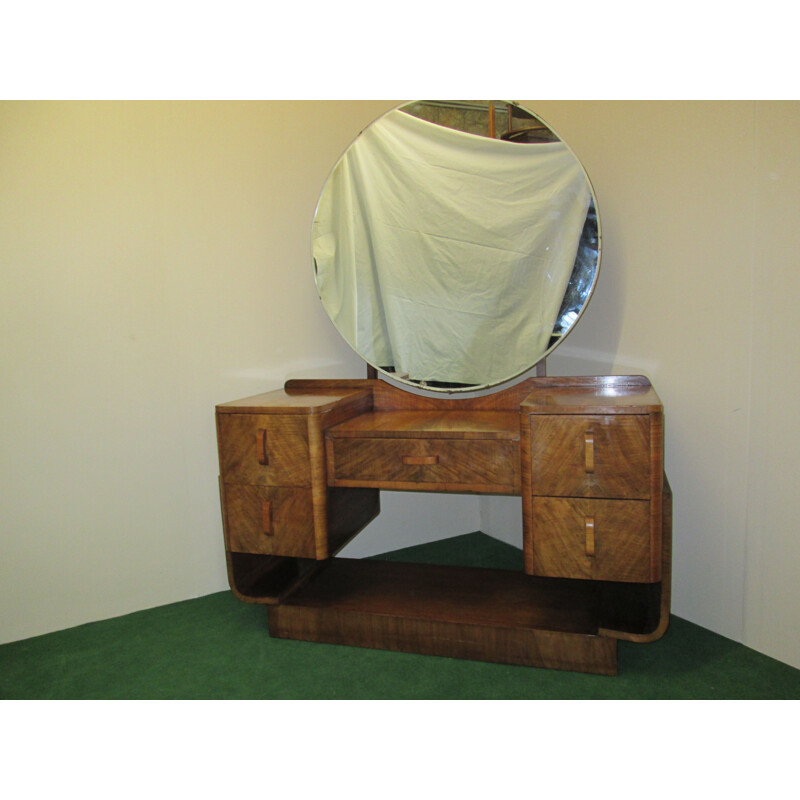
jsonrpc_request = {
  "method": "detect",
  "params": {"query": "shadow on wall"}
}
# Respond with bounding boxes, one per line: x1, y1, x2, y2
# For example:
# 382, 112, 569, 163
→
550, 345, 660, 378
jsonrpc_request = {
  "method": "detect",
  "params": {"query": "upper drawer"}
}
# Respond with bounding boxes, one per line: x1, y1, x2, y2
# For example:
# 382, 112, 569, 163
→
328, 437, 519, 493
217, 414, 311, 487
530, 414, 651, 499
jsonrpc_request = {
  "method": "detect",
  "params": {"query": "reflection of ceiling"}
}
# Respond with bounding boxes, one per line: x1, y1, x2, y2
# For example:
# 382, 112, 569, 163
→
401, 100, 556, 142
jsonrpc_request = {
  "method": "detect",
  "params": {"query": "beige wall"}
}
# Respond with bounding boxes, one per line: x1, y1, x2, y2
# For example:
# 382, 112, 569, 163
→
1, 101, 798, 671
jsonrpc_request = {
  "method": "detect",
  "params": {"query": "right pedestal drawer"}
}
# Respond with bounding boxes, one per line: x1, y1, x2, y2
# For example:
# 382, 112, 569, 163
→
531, 496, 651, 581
524, 411, 663, 583
529, 415, 651, 499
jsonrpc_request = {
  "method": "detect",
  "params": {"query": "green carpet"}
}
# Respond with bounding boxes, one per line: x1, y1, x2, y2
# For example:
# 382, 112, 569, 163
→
2, 533, 799, 699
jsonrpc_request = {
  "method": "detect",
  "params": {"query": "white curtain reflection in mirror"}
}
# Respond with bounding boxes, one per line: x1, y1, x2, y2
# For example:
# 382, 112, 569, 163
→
313, 109, 591, 387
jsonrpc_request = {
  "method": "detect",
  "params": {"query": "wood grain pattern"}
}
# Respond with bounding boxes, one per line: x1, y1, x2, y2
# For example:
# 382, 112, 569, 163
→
269, 606, 618, 674
402, 455, 439, 465
520, 407, 535, 573
285, 377, 543, 411
221, 489, 380, 605
222, 484, 316, 558
328, 437, 519, 493
267, 558, 619, 674
529, 414, 651, 499
325, 408, 521, 493
648, 411, 665, 581
307, 391, 375, 558
306, 413, 330, 559
217, 389, 375, 563
215, 376, 672, 671
218, 414, 311, 487
216, 388, 373, 415
521, 375, 662, 415
327, 410, 520, 439
531, 497, 651, 582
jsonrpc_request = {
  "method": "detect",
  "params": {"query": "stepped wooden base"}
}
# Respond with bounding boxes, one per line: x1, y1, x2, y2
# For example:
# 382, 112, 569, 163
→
267, 559, 653, 675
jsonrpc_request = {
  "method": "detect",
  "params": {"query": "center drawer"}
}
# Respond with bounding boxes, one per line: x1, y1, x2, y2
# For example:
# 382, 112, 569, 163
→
327, 436, 520, 493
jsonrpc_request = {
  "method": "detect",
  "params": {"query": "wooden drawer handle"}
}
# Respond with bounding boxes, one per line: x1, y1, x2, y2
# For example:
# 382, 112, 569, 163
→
584, 431, 595, 474
402, 455, 439, 466
262, 500, 273, 536
256, 428, 269, 465
585, 516, 595, 557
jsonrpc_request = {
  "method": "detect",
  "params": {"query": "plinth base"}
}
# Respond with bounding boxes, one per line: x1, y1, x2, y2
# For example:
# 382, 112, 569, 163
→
268, 558, 625, 675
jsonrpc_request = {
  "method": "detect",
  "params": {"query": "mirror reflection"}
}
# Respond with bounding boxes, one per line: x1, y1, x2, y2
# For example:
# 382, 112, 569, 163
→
313, 101, 600, 392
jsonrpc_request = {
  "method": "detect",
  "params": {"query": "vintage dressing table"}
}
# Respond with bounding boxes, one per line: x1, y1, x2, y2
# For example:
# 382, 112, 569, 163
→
215, 102, 671, 675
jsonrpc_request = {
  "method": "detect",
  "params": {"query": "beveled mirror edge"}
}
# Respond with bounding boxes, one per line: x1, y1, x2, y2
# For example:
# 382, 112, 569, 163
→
310, 100, 603, 397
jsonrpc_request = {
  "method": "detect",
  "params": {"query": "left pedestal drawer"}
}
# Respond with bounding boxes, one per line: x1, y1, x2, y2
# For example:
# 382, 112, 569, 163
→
220, 484, 316, 559
218, 414, 311, 487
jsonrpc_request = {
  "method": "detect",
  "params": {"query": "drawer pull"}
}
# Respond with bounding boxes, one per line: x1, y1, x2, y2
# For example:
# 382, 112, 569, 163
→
256, 428, 269, 465
584, 431, 595, 474
402, 455, 439, 466
261, 500, 273, 536
585, 516, 595, 557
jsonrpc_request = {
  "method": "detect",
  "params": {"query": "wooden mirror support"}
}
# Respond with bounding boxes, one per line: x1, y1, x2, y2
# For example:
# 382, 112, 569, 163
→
216, 374, 671, 675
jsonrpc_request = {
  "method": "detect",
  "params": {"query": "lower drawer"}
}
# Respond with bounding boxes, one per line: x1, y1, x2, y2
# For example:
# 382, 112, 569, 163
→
221, 484, 316, 559
531, 496, 653, 582
327, 437, 519, 493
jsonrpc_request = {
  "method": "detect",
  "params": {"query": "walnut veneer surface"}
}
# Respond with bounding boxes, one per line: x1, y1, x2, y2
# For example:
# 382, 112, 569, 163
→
215, 375, 671, 674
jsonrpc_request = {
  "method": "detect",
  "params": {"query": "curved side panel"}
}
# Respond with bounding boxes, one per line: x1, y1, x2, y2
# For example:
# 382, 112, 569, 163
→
599, 474, 672, 642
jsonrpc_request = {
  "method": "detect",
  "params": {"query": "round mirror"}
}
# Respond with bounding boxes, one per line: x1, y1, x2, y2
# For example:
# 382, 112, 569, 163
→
312, 100, 600, 393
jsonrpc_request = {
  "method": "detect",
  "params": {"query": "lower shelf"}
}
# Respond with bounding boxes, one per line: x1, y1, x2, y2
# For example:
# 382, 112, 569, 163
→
266, 558, 665, 675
